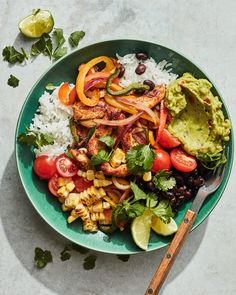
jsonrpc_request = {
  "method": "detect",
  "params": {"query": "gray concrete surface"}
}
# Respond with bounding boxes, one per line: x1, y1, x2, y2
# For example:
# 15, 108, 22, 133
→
0, 1, 236, 294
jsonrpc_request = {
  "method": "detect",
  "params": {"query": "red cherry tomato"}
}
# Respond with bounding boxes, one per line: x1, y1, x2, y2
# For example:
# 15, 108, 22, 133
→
158, 128, 181, 148
55, 154, 78, 177
33, 155, 57, 179
170, 148, 197, 172
48, 174, 59, 197
73, 175, 93, 193
152, 149, 172, 173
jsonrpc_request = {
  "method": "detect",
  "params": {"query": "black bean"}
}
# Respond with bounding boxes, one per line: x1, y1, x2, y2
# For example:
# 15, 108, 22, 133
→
177, 186, 187, 194
118, 66, 125, 78
146, 182, 155, 191
193, 176, 205, 187
135, 52, 148, 60
170, 197, 176, 206
187, 176, 194, 187
178, 195, 185, 201
165, 191, 175, 199
191, 169, 199, 177
175, 174, 185, 186
143, 80, 155, 91
135, 64, 146, 75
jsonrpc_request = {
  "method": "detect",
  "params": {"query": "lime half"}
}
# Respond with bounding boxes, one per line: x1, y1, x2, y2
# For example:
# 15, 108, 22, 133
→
131, 210, 153, 251
151, 216, 178, 236
19, 9, 54, 38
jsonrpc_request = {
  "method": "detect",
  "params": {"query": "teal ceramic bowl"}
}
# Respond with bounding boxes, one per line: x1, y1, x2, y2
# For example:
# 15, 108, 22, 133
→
15, 40, 233, 254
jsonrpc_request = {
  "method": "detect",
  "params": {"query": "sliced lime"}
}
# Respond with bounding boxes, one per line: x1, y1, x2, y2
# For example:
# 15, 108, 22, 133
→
18, 9, 54, 38
151, 216, 178, 236
131, 210, 153, 251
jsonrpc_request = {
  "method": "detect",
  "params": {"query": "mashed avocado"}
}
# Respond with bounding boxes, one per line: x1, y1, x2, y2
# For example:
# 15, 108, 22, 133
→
165, 73, 231, 156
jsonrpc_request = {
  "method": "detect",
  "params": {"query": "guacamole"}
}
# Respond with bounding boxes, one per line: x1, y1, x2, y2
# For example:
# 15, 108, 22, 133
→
165, 73, 231, 156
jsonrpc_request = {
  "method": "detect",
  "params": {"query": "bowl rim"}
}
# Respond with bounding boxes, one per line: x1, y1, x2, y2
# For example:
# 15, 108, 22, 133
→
15, 39, 234, 254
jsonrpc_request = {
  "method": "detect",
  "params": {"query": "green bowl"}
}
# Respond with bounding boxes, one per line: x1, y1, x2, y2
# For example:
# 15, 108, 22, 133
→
15, 40, 234, 254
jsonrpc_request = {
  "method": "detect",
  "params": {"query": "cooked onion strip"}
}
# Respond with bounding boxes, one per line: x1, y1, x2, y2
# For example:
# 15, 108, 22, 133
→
116, 97, 158, 125
94, 111, 144, 126
119, 189, 131, 203
112, 177, 130, 190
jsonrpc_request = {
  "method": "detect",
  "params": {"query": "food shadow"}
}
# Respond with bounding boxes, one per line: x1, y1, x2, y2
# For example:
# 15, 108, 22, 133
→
0, 153, 208, 295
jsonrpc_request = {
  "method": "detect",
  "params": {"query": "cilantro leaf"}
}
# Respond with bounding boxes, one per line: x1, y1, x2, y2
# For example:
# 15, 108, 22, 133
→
31, 33, 52, 59
68, 31, 85, 47
34, 247, 52, 269
83, 254, 97, 270
60, 251, 71, 261
126, 144, 155, 174
153, 170, 176, 192
126, 202, 146, 218
99, 135, 115, 148
53, 46, 67, 60
90, 150, 110, 165
7, 74, 19, 88
52, 28, 67, 60
17, 127, 54, 148
130, 182, 148, 201
2, 46, 27, 64
151, 200, 174, 223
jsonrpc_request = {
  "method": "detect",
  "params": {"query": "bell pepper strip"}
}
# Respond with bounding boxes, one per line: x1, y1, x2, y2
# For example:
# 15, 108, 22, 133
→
104, 94, 157, 123
69, 118, 79, 142
76, 56, 115, 106
58, 83, 76, 106
156, 99, 168, 142
149, 130, 159, 149
106, 69, 149, 96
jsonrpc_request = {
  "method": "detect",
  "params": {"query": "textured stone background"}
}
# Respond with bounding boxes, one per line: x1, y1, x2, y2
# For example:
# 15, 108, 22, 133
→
0, 1, 236, 294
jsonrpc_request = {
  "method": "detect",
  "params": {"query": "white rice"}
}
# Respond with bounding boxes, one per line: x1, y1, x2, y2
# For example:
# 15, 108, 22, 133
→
117, 54, 177, 87
29, 86, 73, 157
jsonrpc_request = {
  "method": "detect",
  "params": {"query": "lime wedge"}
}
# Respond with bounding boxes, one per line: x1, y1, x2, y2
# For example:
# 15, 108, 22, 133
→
18, 9, 54, 38
131, 210, 153, 251
151, 216, 178, 236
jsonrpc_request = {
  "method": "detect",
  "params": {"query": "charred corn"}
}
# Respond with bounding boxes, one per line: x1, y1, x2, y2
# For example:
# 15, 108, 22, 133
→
66, 181, 75, 192
57, 186, 69, 198
58, 177, 72, 187
77, 169, 95, 181
88, 200, 110, 213
93, 179, 112, 187
143, 171, 152, 182
75, 203, 90, 221
110, 148, 126, 168
106, 191, 120, 204
79, 186, 106, 206
103, 195, 117, 207
62, 204, 70, 211
64, 193, 81, 209
83, 220, 98, 232
94, 171, 105, 180
67, 209, 80, 223
90, 212, 105, 222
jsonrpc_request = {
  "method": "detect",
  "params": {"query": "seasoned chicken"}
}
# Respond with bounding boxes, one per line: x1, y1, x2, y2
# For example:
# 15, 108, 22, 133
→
121, 129, 138, 153
126, 85, 165, 109
106, 104, 123, 120
73, 100, 107, 121
69, 149, 91, 170
100, 163, 128, 177
87, 125, 112, 155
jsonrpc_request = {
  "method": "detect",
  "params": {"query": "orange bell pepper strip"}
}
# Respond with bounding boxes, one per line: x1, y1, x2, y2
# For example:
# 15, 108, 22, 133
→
58, 83, 77, 106
156, 99, 168, 142
149, 130, 159, 149
76, 56, 115, 106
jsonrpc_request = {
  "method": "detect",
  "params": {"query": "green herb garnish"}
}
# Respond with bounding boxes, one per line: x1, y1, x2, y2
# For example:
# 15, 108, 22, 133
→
117, 255, 130, 262
83, 254, 97, 270
60, 243, 89, 261
2, 46, 27, 64
151, 200, 174, 224
68, 31, 85, 48
31, 33, 53, 59
34, 247, 52, 269
197, 151, 227, 170
152, 170, 176, 192
126, 144, 155, 174
45, 82, 56, 91
52, 28, 67, 60
17, 127, 54, 148
7, 74, 19, 88
90, 150, 111, 166
99, 135, 115, 148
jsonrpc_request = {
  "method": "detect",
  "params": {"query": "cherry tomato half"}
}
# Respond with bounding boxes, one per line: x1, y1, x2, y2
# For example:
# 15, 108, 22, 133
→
170, 148, 197, 172
152, 149, 172, 173
48, 174, 59, 197
158, 128, 181, 148
55, 154, 78, 177
33, 155, 57, 179
73, 175, 93, 193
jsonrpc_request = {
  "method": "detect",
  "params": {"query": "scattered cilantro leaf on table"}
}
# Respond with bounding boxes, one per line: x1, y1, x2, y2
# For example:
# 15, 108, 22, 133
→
52, 28, 67, 60
2, 46, 27, 64
117, 255, 130, 262
7, 74, 19, 87
152, 170, 176, 192
31, 33, 53, 58
126, 144, 155, 174
60, 243, 89, 262
68, 31, 85, 47
34, 247, 52, 269
83, 254, 97, 270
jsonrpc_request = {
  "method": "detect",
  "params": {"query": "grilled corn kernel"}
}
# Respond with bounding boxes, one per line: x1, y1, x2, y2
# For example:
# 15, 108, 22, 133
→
95, 171, 105, 180
64, 193, 80, 209
86, 170, 95, 181
57, 186, 69, 198
62, 204, 70, 211
143, 171, 152, 182
109, 148, 126, 168
90, 212, 105, 222
75, 203, 90, 221
107, 191, 120, 204
68, 215, 78, 224
93, 179, 112, 188
88, 201, 111, 213
77, 170, 86, 178
58, 177, 72, 187
83, 220, 98, 232
103, 195, 116, 207
66, 181, 75, 192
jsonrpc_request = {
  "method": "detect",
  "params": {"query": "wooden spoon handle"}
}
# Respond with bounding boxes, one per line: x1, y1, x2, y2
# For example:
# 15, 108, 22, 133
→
145, 209, 197, 295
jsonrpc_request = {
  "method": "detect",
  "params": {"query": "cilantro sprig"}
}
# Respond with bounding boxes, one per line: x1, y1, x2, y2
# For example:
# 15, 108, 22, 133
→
68, 31, 85, 47
126, 144, 155, 174
34, 247, 52, 269
2, 46, 28, 64
90, 150, 111, 166
8, 74, 19, 88
152, 170, 176, 192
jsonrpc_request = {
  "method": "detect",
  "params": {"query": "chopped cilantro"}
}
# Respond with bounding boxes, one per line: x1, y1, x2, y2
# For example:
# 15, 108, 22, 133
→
2, 46, 27, 64
34, 247, 52, 269
17, 127, 54, 148
151, 200, 174, 224
83, 254, 97, 270
99, 135, 115, 148
90, 150, 111, 165
152, 170, 176, 192
68, 31, 85, 47
7, 74, 19, 88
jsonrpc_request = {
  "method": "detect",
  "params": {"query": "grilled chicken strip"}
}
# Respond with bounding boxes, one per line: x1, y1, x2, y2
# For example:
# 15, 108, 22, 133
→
73, 100, 107, 121
100, 163, 128, 177
121, 130, 138, 153
87, 125, 113, 155
69, 149, 91, 170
